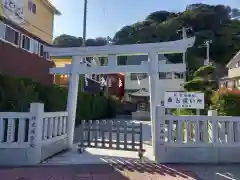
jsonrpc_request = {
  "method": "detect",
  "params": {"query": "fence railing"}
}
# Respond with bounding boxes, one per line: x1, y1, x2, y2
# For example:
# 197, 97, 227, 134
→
78, 120, 144, 152
0, 113, 31, 148
158, 110, 240, 146
0, 103, 68, 164
42, 112, 68, 143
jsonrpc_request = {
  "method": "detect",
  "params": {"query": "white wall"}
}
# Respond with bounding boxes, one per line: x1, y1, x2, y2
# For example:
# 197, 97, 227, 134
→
228, 67, 240, 78
155, 107, 240, 164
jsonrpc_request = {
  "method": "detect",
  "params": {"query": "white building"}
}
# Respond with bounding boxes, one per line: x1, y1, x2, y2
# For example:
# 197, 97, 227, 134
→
124, 54, 185, 101
220, 50, 240, 89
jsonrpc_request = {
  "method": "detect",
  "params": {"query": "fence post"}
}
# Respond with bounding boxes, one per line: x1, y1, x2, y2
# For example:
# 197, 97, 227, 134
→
27, 103, 44, 165
154, 105, 165, 163
208, 110, 218, 143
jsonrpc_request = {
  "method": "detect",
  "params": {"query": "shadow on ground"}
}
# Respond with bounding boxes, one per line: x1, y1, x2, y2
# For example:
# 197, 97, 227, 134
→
40, 150, 197, 179
0, 163, 197, 180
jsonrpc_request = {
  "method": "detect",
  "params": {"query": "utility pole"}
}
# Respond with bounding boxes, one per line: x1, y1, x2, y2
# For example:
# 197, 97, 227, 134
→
177, 27, 190, 81
205, 40, 212, 65
199, 40, 212, 65
82, 0, 87, 46
182, 27, 187, 64
81, 0, 88, 92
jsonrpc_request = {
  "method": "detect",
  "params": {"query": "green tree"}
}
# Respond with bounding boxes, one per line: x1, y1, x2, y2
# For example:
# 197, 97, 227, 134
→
184, 65, 217, 106
113, 4, 240, 74
53, 34, 82, 47
53, 35, 108, 47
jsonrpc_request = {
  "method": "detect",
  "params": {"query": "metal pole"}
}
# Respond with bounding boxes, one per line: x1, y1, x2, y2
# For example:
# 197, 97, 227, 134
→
82, 0, 87, 46
206, 41, 210, 65
80, 0, 87, 91
182, 27, 187, 81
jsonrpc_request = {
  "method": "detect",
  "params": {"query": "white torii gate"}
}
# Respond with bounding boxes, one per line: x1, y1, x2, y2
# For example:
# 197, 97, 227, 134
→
45, 37, 195, 158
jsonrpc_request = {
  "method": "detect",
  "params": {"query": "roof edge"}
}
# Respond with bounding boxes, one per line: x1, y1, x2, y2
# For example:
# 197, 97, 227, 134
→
227, 50, 240, 68
42, 0, 62, 15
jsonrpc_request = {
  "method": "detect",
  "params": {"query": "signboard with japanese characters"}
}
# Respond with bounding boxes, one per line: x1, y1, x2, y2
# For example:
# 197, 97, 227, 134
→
164, 92, 204, 109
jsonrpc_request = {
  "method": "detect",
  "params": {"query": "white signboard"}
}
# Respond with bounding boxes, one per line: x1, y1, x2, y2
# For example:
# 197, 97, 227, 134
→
164, 92, 204, 109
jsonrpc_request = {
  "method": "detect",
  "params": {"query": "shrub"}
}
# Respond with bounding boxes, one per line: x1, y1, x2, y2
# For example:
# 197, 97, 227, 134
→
212, 88, 240, 116
0, 74, 119, 124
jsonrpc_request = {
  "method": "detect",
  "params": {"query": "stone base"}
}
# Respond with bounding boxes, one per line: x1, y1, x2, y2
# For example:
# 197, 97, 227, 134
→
132, 111, 150, 121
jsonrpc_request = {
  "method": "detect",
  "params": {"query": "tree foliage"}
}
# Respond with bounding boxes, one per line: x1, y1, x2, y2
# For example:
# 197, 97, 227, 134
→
184, 65, 217, 106
212, 89, 240, 116
53, 35, 108, 47
112, 4, 240, 72
0, 74, 120, 123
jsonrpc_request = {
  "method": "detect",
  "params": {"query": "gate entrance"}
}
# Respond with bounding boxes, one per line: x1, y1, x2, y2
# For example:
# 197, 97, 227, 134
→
78, 120, 145, 159
45, 37, 195, 161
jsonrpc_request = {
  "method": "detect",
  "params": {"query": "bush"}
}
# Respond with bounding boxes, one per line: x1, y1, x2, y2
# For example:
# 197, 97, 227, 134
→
172, 109, 195, 115
0, 74, 119, 124
212, 88, 240, 116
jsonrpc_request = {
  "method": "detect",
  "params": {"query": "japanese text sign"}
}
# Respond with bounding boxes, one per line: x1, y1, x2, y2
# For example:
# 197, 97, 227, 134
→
164, 92, 204, 109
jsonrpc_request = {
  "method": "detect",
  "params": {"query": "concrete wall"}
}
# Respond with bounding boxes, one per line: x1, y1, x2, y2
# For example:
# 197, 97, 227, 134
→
41, 137, 68, 161
0, 148, 30, 166
157, 146, 240, 163
132, 111, 150, 121
0, 40, 54, 85
228, 67, 240, 78
0, 137, 68, 166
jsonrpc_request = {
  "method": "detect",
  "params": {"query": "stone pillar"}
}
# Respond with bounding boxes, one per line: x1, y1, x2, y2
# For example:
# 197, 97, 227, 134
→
148, 51, 159, 158
208, 110, 218, 143
155, 105, 166, 162
66, 56, 81, 148
28, 103, 44, 164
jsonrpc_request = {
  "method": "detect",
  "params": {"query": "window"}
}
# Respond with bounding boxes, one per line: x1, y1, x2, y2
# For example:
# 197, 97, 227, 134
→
0, 22, 6, 39
43, 52, 50, 60
130, 73, 148, 80
32, 4, 36, 14
21, 35, 30, 50
30, 39, 39, 54
96, 75, 100, 82
5, 26, 19, 46
174, 72, 184, 79
21, 35, 39, 53
159, 72, 172, 79
28, 1, 37, 14
39, 44, 44, 57
28, 1, 32, 11
92, 74, 96, 80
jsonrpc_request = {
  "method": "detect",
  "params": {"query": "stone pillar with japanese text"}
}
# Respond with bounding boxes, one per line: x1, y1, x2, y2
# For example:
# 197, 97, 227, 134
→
155, 105, 166, 163
27, 103, 44, 165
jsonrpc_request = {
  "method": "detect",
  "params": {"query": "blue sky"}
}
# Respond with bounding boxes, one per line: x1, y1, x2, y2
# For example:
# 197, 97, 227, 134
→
51, 0, 239, 39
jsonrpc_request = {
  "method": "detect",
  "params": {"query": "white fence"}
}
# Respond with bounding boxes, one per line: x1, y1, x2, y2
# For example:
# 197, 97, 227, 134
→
155, 106, 240, 163
0, 103, 68, 165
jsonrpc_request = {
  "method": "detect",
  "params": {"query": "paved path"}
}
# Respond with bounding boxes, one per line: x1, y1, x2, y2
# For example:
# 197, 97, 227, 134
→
42, 144, 154, 165
44, 120, 154, 165
183, 164, 240, 180
0, 164, 198, 180
35, 120, 198, 179
19, 119, 240, 179
2, 164, 240, 179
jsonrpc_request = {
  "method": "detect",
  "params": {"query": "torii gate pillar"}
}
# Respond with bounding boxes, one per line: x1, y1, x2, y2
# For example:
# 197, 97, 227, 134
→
66, 56, 81, 148
148, 51, 160, 158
